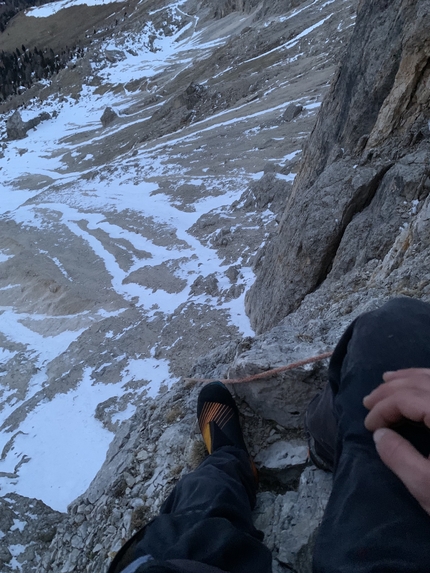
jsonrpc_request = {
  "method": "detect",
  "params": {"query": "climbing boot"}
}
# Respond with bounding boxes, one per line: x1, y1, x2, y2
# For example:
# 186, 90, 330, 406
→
197, 381, 258, 482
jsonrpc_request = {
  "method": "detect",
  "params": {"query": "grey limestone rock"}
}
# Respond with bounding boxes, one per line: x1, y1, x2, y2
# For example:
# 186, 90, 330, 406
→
212, 226, 232, 247
241, 173, 293, 214
225, 265, 241, 283
190, 338, 248, 380
247, 0, 430, 333
105, 49, 126, 63
329, 152, 428, 280
189, 273, 219, 297
282, 103, 303, 122
183, 82, 207, 110
6, 111, 28, 140
277, 466, 333, 572
29, 361, 333, 573
246, 159, 392, 331
25, 111, 51, 131
0, 493, 63, 572
226, 326, 330, 429
100, 107, 119, 127
6, 110, 51, 140
255, 439, 308, 487
254, 467, 333, 573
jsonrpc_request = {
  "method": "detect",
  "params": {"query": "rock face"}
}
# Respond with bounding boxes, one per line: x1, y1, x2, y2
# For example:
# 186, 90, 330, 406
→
0, 493, 62, 572
246, 0, 430, 333
6, 110, 51, 139
254, 467, 332, 573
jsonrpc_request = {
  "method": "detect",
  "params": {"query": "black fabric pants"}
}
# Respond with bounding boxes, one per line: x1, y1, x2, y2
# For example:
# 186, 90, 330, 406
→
312, 297, 430, 572
108, 446, 272, 573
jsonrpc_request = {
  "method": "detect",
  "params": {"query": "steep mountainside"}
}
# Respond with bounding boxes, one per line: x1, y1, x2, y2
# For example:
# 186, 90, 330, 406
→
4, 0, 419, 572
0, 0, 357, 570
247, 0, 430, 333
9, 0, 430, 569
0, 0, 356, 528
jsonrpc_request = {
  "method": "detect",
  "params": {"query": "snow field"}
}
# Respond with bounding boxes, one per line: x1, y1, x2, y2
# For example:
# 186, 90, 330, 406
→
0, 0, 255, 510
0, 0, 344, 510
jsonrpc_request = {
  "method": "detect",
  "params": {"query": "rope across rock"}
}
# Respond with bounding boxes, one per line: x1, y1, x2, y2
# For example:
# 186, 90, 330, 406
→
185, 351, 333, 385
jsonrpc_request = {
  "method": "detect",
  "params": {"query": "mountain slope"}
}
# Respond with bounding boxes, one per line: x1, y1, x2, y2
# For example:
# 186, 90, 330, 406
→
0, 0, 358, 571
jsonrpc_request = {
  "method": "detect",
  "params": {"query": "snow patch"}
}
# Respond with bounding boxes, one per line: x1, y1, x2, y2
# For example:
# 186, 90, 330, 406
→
0, 369, 127, 511
27, 0, 124, 18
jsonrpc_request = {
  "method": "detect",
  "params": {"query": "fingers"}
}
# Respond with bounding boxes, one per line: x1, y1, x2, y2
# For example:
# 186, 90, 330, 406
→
363, 368, 430, 409
364, 389, 430, 431
363, 368, 430, 431
374, 428, 430, 516
362, 368, 430, 516
382, 368, 430, 383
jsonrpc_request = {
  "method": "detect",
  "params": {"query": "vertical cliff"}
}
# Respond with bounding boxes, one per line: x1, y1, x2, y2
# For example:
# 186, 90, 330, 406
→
246, 0, 430, 333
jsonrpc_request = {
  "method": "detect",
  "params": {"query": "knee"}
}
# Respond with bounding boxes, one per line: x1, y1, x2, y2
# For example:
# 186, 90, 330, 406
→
380, 297, 430, 316
360, 297, 430, 329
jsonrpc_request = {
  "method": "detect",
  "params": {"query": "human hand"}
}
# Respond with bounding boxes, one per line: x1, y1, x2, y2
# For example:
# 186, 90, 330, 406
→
363, 368, 430, 516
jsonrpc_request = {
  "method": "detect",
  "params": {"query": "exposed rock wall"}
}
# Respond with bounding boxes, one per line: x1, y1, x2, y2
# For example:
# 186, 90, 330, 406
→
246, 0, 430, 333
213, 0, 303, 20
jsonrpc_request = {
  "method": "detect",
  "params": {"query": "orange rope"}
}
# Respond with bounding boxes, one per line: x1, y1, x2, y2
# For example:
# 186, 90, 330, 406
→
185, 350, 333, 384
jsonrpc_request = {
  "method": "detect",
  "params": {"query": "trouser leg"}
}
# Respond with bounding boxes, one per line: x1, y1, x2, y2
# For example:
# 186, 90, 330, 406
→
160, 445, 257, 520
109, 446, 272, 573
313, 297, 430, 572
305, 381, 337, 470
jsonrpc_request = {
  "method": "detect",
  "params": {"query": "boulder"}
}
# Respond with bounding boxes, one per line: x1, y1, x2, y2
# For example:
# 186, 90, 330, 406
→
100, 106, 119, 127
282, 103, 303, 122
6, 111, 27, 140
6, 110, 51, 140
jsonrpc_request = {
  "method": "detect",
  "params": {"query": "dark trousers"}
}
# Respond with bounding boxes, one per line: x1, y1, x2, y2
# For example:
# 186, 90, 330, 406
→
312, 297, 430, 572
108, 447, 272, 573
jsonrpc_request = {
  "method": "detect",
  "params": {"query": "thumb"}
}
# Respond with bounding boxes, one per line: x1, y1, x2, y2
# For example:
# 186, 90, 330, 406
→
374, 428, 430, 515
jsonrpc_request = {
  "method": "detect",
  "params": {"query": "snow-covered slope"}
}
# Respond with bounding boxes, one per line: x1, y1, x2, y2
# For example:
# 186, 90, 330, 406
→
0, 0, 356, 512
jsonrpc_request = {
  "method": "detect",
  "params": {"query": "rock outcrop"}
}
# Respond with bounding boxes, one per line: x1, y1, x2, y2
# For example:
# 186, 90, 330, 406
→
0, 494, 62, 571
100, 107, 118, 127
6, 110, 51, 139
246, 0, 430, 333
